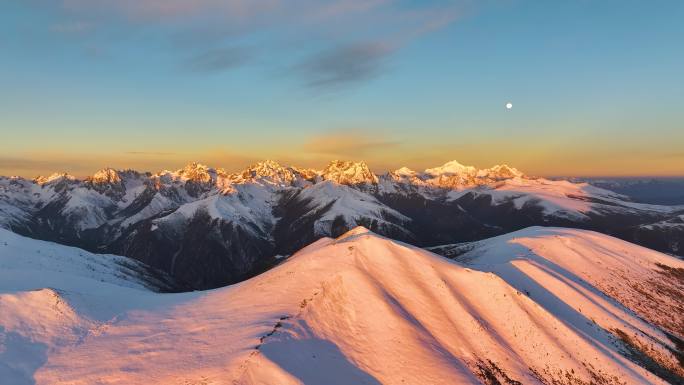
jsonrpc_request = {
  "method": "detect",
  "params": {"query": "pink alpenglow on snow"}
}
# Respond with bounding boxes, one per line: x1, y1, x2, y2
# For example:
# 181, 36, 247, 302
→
1, 226, 683, 384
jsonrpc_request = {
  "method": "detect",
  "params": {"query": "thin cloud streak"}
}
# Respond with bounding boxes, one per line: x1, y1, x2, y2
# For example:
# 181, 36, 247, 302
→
185, 46, 252, 73
50, 20, 93, 34
60, 0, 399, 24
0, 156, 101, 177
123, 151, 177, 156
297, 42, 393, 89
302, 131, 400, 157
0, 157, 73, 171
289, 4, 464, 91
61, 0, 279, 22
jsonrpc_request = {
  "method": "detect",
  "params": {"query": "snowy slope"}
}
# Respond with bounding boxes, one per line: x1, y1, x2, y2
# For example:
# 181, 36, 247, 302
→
461, 177, 619, 221
438, 227, 684, 335
295, 181, 411, 237
155, 182, 280, 238
0, 228, 175, 294
0, 229, 184, 384
2, 227, 682, 384
433, 227, 684, 382
379, 161, 678, 226
0, 176, 51, 228
473, 178, 676, 219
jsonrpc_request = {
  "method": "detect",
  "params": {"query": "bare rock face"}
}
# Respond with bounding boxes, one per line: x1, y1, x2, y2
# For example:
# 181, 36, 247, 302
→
85, 168, 126, 200
34, 172, 76, 186
34, 173, 76, 193
177, 162, 214, 183
321, 160, 378, 185
176, 162, 217, 198
230, 160, 315, 188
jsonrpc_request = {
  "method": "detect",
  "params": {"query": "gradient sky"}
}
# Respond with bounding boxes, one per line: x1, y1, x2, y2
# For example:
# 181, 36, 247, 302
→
1, 1, 683, 178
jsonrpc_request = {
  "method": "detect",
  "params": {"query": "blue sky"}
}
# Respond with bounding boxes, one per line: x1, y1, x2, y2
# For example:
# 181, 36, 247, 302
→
1, 1, 683, 177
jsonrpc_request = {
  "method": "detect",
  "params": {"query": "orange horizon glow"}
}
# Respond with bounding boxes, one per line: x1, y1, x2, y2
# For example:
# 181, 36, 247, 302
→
2, 147, 683, 180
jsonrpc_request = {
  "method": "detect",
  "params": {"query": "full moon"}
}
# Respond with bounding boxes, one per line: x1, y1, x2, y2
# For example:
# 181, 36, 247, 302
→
506, 102, 513, 109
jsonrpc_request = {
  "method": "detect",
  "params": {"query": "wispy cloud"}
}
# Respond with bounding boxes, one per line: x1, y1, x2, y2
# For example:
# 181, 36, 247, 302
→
123, 151, 176, 156
0, 157, 66, 170
307, 0, 390, 21
60, 0, 400, 25
51, 0, 466, 90
0, 149, 258, 177
0, 156, 97, 177
288, 2, 463, 91
302, 130, 399, 157
61, 0, 279, 22
186, 46, 251, 73
296, 42, 392, 89
50, 20, 93, 34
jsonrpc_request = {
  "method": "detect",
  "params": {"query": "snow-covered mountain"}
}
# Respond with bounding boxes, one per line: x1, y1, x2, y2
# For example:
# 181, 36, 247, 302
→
1, 160, 681, 289
1, 227, 682, 384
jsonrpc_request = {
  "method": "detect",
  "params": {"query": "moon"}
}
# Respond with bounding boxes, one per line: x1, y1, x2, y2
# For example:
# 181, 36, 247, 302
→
505, 102, 513, 110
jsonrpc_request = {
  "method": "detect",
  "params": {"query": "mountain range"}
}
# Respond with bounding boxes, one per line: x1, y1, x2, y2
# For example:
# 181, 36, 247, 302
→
1, 159, 682, 290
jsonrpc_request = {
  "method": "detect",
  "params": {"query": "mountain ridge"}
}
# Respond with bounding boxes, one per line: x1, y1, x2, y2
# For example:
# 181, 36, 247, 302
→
26, 159, 527, 188
1, 159, 682, 290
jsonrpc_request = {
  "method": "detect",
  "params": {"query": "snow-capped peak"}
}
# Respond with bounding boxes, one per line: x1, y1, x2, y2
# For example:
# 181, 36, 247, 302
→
393, 166, 416, 176
321, 160, 378, 185
89, 168, 122, 185
176, 162, 214, 183
384, 166, 424, 187
233, 160, 296, 185
478, 164, 524, 179
34, 172, 76, 185
421, 160, 481, 189
82, 168, 128, 200
415, 160, 526, 189
424, 160, 477, 177
252, 159, 285, 171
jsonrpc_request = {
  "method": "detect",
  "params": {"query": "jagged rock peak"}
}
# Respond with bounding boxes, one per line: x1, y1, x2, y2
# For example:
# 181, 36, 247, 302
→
321, 160, 378, 185
413, 160, 526, 189
177, 162, 214, 183
83, 168, 127, 199
89, 168, 122, 185
245, 160, 289, 177
252, 159, 284, 170
234, 160, 297, 185
291, 166, 319, 182
181, 161, 210, 171
34, 172, 76, 185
